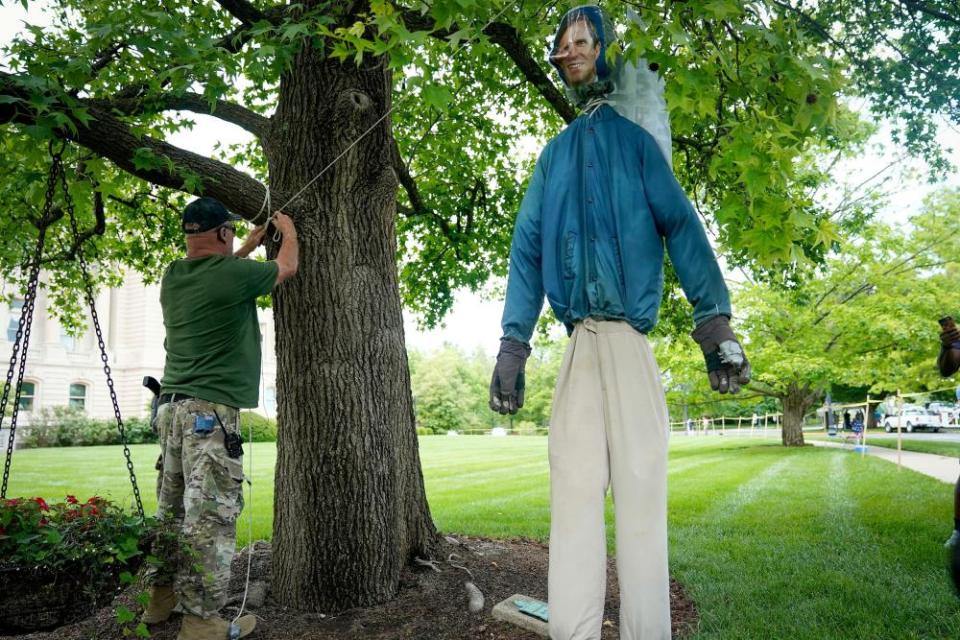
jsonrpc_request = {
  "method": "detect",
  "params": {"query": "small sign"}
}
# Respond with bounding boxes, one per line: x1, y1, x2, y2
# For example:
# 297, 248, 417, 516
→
492, 594, 549, 638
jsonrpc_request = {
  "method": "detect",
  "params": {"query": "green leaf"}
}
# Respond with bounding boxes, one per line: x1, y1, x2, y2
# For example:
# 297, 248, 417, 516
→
131, 148, 165, 172
116, 606, 135, 624
421, 84, 453, 113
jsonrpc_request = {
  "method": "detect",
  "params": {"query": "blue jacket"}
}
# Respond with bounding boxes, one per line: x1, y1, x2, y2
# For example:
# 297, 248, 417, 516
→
501, 105, 731, 342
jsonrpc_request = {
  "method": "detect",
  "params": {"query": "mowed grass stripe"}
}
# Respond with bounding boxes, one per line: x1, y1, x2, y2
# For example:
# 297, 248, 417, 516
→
425, 439, 550, 540
7, 436, 960, 638
425, 460, 549, 495
670, 447, 837, 638
839, 452, 960, 639
673, 447, 960, 639
667, 451, 732, 476
668, 442, 791, 527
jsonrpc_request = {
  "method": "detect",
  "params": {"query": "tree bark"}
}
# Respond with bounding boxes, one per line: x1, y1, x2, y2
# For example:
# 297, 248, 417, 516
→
265, 44, 438, 610
866, 401, 878, 430
780, 383, 815, 446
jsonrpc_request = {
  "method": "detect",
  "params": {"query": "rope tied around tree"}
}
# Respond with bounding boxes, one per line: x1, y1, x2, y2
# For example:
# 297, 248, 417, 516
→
0, 145, 144, 520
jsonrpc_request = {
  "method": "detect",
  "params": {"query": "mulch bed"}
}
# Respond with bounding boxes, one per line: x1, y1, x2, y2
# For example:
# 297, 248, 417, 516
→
5, 536, 698, 639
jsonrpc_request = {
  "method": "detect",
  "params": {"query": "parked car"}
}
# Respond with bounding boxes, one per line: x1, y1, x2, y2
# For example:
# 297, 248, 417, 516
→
927, 401, 958, 425
883, 406, 942, 433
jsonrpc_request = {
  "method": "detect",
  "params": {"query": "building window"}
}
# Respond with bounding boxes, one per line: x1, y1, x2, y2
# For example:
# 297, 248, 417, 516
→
69, 383, 87, 410
264, 386, 277, 415
19, 381, 35, 411
60, 327, 77, 352
6, 299, 23, 343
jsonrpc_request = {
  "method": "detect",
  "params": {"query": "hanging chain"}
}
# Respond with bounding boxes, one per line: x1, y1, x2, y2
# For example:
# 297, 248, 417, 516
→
0, 159, 57, 499
57, 160, 145, 519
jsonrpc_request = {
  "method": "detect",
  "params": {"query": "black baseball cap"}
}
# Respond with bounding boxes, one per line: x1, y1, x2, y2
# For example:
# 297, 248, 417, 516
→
181, 197, 242, 234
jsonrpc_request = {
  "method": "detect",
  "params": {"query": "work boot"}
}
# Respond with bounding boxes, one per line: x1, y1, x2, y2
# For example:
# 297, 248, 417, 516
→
142, 585, 178, 624
945, 529, 960, 549
177, 613, 256, 640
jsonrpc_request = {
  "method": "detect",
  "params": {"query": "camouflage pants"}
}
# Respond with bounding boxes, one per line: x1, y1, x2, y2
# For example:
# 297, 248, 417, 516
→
150, 398, 245, 618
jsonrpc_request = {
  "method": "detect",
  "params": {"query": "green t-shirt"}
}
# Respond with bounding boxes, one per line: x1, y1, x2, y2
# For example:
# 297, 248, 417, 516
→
159, 255, 279, 408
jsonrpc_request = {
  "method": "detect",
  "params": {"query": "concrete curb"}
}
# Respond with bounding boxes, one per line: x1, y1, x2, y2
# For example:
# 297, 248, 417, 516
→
491, 594, 549, 637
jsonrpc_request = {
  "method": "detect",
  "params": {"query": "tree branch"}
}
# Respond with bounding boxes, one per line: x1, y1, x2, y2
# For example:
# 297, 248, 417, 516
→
392, 139, 480, 261
391, 138, 429, 216
745, 382, 786, 400
89, 42, 127, 78
214, 0, 269, 26
896, 0, 960, 27
668, 391, 774, 406
41, 191, 107, 264
0, 71, 290, 223
94, 92, 270, 138
482, 21, 577, 124
400, 11, 578, 124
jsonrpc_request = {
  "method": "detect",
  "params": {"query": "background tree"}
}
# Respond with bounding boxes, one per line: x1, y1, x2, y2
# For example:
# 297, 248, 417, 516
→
410, 345, 484, 433
661, 189, 960, 446
1, 0, 958, 611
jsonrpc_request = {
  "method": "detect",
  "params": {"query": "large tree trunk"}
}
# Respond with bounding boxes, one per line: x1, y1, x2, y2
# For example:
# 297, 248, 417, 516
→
265, 38, 438, 610
781, 384, 816, 447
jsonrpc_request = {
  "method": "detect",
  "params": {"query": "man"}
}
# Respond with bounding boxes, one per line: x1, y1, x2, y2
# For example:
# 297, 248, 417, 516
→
938, 317, 960, 551
489, 6, 749, 639
143, 196, 298, 640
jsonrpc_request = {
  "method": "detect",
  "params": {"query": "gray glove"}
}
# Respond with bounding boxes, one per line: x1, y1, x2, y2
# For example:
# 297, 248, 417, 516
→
938, 317, 960, 377
489, 338, 532, 415
691, 315, 751, 394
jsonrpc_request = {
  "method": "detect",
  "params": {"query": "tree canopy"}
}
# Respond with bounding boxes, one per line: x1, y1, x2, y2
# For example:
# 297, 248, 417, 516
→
0, 0, 956, 328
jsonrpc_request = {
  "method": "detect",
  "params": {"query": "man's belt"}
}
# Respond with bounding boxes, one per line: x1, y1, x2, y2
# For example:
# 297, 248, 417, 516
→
158, 392, 195, 405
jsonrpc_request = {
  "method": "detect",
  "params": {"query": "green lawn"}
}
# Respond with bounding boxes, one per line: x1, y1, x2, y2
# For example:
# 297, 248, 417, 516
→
811, 431, 960, 458
864, 436, 960, 458
5, 436, 960, 639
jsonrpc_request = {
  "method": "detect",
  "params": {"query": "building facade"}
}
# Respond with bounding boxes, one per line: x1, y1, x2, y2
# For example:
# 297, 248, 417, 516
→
0, 272, 278, 437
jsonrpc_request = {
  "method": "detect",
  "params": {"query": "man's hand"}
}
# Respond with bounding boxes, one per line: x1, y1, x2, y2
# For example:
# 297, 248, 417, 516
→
235, 225, 267, 258
691, 315, 751, 394
271, 212, 296, 238
489, 338, 532, 415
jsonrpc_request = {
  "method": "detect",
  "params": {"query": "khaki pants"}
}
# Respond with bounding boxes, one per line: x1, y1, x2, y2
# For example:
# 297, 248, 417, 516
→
548, 318, 670, 640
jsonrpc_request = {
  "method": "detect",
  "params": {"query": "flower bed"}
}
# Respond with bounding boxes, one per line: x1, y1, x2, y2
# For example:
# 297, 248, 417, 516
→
0, 496, 153, 633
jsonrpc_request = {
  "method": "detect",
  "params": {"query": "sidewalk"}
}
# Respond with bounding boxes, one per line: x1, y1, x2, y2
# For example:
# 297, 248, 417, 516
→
812, 440, 958, 483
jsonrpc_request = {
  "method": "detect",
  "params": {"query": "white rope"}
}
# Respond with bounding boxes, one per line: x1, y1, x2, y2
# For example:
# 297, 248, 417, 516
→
229, 259, 272, 628
255, 184, 282, 242
231, 410, 256, 628
582, 96, 611, 117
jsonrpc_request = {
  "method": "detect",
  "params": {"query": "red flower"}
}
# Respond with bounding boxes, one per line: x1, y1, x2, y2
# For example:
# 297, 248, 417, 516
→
4, 498, 20, 507
33, 497, 49, 512
86, 496, 101, 504
66, 495, 79, 504
38, 518, 48, 527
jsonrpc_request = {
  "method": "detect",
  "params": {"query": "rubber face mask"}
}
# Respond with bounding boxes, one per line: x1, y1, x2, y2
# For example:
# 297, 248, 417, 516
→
548, 5, 615, 87
550, 18, 601, 87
